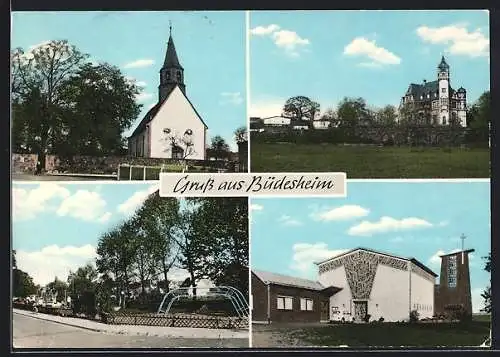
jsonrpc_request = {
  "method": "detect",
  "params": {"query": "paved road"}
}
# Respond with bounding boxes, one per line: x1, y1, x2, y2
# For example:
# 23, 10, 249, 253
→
13, 313, 248, 349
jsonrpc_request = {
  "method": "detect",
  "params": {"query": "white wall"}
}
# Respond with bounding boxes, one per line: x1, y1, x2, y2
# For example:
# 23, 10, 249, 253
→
149, 86, 206, 160
318, 265, 354, 321
369, 264, 410, 322
410, 264, 435, 319
313, 121, 331, 130
263, 117, 291, 126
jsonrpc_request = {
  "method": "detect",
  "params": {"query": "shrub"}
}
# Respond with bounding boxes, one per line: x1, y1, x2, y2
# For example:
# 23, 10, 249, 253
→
363, 314, 371, 323
409, 309, 419, 323
379, 317, 385, 323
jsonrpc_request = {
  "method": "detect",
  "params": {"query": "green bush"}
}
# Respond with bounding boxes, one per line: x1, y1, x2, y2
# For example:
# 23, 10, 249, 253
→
410, 310, 420, 323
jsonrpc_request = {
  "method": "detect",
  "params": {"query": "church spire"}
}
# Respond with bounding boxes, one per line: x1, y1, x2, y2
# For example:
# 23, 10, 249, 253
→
159, 23, 186, 101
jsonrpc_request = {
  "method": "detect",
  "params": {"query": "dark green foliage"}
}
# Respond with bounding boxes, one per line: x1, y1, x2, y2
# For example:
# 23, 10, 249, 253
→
482, 253, 491, 313
409, 310, 420, 323
13, 268, 37, 298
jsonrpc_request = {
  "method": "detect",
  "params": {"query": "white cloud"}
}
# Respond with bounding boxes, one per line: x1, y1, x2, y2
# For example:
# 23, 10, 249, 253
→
429, 248, 475, 266
344, 37, 401, 66
220, 92, 243, 105
348, 216, 433, 236
290, 243, 348, 275
57, 189, 111, 222
279, 215, 302, 227
249, 98, 285, 118
123, 59, 155, 69
117, 183, 159, 216
438, 220, 450, 227
250, 24, 310, 57
125, 76, 146, 87
272, 30, 310, 56
16, 244, 97, 286
471, 287, 487, 313
311, 205, 370, 222
250, 203, 264, 211
136, 92, 154, 102
13, 184, 70, 221
416, 24, 489, 57
250, 24, 280, 36
429, 248, 461, 265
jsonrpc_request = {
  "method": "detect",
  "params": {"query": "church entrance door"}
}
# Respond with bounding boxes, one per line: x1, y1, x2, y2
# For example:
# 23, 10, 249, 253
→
353, 301, 368, 322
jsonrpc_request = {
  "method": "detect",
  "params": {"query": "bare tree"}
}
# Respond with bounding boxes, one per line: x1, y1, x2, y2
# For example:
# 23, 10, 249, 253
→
162, 128, 196, 172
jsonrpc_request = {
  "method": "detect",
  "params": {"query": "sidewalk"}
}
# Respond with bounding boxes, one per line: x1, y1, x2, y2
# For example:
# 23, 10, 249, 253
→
13, 309, 248, 339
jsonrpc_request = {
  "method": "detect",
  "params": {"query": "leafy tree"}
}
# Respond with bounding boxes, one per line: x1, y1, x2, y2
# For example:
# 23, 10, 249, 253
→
320, 108, 339, 127
11, 40, 142, 162
187, 197, 249, 297
481, 253, 491, 313
13, 268, 37, 298
134, 192, 180, 294
55, 63, 142, 156
337, 97, 374, 130
12, 250, 17, 269
96, 222, 136, 308
468, 91, 490, 142
234, 126, 247, 144
11, 41, 88, 168
68, 263, 98, 296
209, 135, 231, 161
172, 205, 210, 296
283, 96, 320, 121
375, 105, 398, 126
46, 277, 69, 302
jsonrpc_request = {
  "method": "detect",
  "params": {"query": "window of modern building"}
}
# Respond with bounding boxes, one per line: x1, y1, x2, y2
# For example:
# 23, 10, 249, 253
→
277, 296, 293, 310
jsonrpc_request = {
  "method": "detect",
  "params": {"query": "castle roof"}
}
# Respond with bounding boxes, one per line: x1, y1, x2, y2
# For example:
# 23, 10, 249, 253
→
438, 55, 449, 70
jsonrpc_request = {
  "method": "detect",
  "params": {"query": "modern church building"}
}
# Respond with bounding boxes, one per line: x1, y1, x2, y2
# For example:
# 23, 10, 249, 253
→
251, 247, 474, 323
128, 28, 208, 160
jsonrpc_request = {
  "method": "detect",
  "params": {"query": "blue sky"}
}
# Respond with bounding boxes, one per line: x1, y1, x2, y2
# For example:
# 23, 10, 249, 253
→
249, 10, 490, 117
250, 181, 491, 313
11, 182, 191, 286
11, 11, 246, 151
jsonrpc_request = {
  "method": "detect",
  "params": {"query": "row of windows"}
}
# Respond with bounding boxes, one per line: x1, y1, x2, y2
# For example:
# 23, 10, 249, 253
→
413, 303, 433, 312
162, 70, 182, 82
276, 296, 314, 311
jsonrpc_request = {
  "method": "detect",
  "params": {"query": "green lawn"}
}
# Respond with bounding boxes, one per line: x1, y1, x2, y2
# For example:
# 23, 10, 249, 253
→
251, 143, 490, 178
284, 321, 490, 347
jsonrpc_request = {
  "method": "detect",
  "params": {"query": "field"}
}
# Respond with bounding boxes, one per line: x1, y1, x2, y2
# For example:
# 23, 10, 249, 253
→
252, 321, 491, 348
250, 143, 490, 178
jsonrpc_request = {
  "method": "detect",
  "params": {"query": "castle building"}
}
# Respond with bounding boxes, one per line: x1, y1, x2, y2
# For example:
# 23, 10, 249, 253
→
252, 245, 474, 324
128, 28, 208, 160
400, 56, 467, 127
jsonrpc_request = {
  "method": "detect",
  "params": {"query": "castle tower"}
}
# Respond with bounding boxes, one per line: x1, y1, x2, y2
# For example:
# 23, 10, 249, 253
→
457, 87, 467, 127
159, 24, 186, 102
434, 237, 474, 318
437, 56, 450, 125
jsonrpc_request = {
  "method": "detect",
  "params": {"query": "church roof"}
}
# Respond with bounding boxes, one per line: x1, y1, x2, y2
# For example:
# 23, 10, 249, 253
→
163, 35, 183, 69
314, 247, 437, 277
129, 85, 208, 139
439, 249, 475, 258
252, 269, 326, 291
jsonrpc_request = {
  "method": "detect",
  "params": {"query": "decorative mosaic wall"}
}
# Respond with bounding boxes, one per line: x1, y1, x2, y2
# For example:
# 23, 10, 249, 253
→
411, 263, 436, 283
318, 250, 410, 299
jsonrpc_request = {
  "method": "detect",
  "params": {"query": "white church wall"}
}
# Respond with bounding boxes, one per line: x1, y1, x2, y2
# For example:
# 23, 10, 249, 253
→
410, 266, 435, 319
263, 116, 291, 126
369, 264, 410, 322
318, 265, 354, 321
149, 86, 206, 160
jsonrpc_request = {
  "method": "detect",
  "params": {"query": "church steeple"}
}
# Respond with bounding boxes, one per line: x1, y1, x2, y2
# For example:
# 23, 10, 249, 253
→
159, 24, 186, 102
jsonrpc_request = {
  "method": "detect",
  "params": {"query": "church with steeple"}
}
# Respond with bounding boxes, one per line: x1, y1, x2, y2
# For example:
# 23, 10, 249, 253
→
400, 56, 467, 127
128, 26, 208, 160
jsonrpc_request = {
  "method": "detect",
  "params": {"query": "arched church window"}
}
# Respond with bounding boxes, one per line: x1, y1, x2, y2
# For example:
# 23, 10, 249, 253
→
442, 116, 446, 125
166, 72, 171, 81
176, 71, 181, 81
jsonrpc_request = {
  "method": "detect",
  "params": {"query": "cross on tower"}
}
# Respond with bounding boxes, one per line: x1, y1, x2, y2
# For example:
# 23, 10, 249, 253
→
460, 234, 466, 264
169, 20, 172, 36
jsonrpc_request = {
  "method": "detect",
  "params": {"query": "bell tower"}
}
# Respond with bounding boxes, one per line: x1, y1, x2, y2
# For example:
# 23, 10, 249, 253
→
159, 23, 186, 102
434, 234, 474, 319
437, 56, 450, 125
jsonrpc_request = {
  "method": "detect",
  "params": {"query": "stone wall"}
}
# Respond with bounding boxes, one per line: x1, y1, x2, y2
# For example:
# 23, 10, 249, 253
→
12, 153, 237, 175
12, 153, 38, 174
